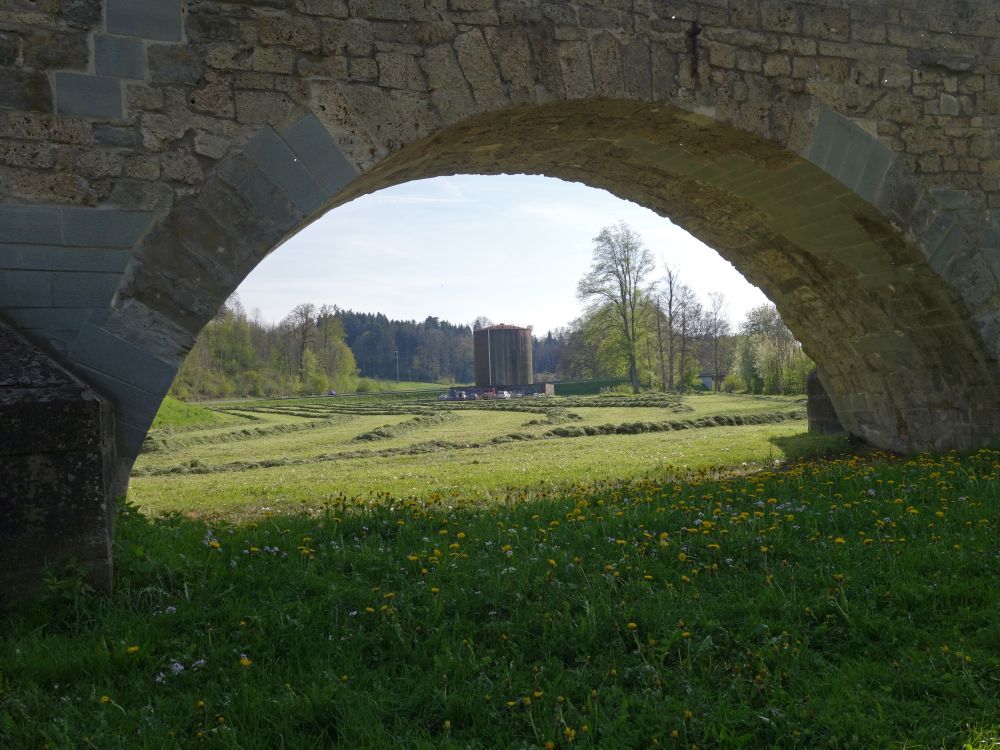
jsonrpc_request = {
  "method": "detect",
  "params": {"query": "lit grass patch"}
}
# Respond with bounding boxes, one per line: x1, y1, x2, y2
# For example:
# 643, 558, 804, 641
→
150, 396, 230, 430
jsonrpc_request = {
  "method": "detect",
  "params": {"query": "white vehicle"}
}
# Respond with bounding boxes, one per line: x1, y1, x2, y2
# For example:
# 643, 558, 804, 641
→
499, 390, 511, 399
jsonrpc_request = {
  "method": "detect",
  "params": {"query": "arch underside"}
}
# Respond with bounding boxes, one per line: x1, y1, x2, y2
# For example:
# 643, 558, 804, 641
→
123, 99, 1000, 455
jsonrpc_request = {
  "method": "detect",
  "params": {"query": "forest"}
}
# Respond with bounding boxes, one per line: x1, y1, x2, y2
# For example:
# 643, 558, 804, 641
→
170, 293, 812, 400
170, 222, 812, 400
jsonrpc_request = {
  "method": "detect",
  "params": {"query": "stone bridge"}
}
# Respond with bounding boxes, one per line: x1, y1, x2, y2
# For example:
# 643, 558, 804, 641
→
3, 0, 1000, 590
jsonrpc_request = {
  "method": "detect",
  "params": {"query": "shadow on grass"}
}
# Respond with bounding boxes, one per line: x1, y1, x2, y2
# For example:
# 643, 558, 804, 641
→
5, 447, 1000, 749
768, 430, 855, 462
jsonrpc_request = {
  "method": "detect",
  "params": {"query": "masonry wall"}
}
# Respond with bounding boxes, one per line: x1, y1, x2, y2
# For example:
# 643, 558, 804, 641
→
0, 320, 115, 597
1, 1, 1000, 463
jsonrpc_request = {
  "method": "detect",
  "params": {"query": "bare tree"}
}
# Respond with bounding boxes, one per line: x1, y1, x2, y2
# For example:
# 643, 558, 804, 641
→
282, 303, 317, 383
577, 222, 655, 393
704, 291, 732, 392
657, 265, 682, 391
676, 284, 702, 394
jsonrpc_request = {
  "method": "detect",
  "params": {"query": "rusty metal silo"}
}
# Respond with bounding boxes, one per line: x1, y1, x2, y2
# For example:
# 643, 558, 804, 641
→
474, 325, 533, 387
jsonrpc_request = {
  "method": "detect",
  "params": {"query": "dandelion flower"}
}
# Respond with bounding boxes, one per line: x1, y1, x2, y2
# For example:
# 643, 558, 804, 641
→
126, 646, 140, 654
100, 695, 111, 704
239, 654, 252, 668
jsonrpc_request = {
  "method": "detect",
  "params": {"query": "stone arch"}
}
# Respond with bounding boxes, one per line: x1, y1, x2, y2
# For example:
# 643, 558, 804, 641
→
1, 0, 999, 487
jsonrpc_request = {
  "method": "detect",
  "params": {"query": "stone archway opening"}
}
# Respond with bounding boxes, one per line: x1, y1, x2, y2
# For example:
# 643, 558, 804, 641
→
120, 98, 997, 473
236, 170, 767, 349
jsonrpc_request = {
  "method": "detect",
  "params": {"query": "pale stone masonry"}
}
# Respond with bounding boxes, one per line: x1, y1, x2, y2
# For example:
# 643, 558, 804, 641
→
3, 0, 1000, 589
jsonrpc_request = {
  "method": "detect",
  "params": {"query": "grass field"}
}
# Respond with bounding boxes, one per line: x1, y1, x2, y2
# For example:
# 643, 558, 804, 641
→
130, 393, 822, 518
3, 393, 999, 748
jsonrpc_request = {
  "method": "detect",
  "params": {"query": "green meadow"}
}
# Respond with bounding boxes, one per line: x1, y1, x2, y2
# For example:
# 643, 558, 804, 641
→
2, 393, 999, 748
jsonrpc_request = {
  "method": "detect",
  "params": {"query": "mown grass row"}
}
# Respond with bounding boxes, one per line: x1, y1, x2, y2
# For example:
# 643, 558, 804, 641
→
4, 449, 1000, 748
132, 411, 804, 478
143, 416, 354, 453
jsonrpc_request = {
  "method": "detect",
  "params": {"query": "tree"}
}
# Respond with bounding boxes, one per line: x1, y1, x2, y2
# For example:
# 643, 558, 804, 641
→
675, 284, 702, 394
576, 222, 655, 393
657, 265, 682, 391
704, 291, 732, 392
739, 303, 803, 394
282, 303, 317, 383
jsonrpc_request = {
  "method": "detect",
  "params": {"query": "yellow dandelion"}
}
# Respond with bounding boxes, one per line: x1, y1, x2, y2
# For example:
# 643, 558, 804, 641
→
834, 537, 846, 545
239, 654, 252, 668
627, 622, 638, 630
126, 646, 140, 654
99, 695, 111, 704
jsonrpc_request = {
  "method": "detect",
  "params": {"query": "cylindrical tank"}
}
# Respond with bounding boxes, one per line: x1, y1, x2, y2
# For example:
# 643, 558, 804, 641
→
474, 325, 533, 387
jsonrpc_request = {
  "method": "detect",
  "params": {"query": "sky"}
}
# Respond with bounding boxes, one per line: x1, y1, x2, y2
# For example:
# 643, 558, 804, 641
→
236, 174, 770, 334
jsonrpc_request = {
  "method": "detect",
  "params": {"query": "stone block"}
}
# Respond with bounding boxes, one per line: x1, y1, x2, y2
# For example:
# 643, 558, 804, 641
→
0, 270, 52, 307
63, 0, 102, 29
0, 31, 18, 66
0, 322, 115, 598
23, 30, 90, 71
107, 0, 183, 43
54, 73, 123, 120
0, 244, 131, 273
69, 324, 178, 395
94, 125, 139, 147
0, 204, 63, 245
75, 365, 162, 439
218, 153, 307, 230
854, 142, 894, 205
61, 207, 153, 248
3, 307, 96, 334
246, 128, 328, 215
808, 107, 892, 204
51, 271, 121, 308
281, 114, 359, 196
0, 69, 53, 113
194, 176, 297, 261
148, 44, 205, 85
95, 34, 146, 79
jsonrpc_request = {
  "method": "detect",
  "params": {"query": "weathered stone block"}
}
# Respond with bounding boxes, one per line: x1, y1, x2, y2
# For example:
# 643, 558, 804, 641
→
107, 0, 183, 42
95, 34, 146, 79
281, 114, 358, 196
0, 204, 63, 245
51, 271, 122, 308
244, 126, 328, 213
62, 0, 102, 29
23, 30, 89, 70
0, 69, 53, 112
0, 321, 115, 598
0, 244, 131, 273
61, 207, 153, 248
148, 45, 205, 85
0, 270, 53, 307
70, 324, 178, 395
94, 124, 139, 147
54, 73, 122, 120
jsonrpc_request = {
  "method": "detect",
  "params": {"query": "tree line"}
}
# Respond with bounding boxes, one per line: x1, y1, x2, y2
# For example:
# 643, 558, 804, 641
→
171, 223, 812, 399
171, 298, 479, 399
555, 222, 813, 394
